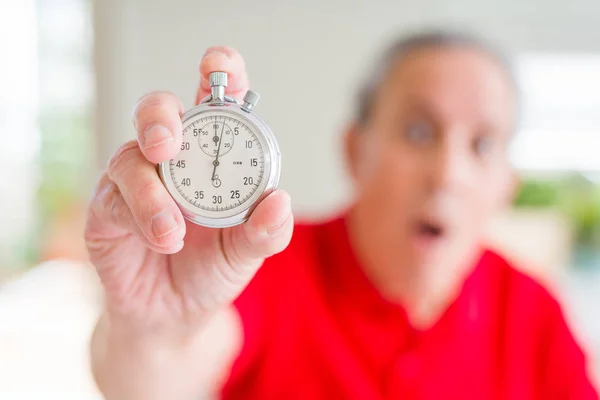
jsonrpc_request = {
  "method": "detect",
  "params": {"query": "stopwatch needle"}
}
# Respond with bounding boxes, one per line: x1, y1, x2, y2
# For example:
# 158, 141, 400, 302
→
211, 161, 218, 182
211, 122, 226, 181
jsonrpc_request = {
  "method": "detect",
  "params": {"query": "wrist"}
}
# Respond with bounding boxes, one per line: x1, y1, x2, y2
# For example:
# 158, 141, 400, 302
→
101, 308, 206, 353
91, 307, 241, 400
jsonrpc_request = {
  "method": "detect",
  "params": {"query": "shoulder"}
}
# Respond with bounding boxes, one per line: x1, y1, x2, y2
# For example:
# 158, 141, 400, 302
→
482, 253, 599, 397
482, 249, 592, 365
482, 249, 590, 358
481, 249, 562, 314
475, 248, 576, 353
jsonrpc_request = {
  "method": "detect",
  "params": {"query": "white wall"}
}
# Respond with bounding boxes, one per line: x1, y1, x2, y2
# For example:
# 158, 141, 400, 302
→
93, 0, 600, 217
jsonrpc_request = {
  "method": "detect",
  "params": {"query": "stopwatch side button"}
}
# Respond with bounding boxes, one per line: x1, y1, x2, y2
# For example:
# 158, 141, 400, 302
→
242, 90, 260, 112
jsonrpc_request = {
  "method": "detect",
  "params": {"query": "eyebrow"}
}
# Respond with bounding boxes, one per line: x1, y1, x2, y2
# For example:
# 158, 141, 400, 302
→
396, 96, 442, 122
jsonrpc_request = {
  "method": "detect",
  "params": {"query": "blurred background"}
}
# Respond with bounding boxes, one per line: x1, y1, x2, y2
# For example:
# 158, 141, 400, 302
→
0, 0, 599, 396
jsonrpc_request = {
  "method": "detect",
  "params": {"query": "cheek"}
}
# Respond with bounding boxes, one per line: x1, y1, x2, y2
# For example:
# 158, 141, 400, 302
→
466, 169, 511, 228
355, 139, 423, 209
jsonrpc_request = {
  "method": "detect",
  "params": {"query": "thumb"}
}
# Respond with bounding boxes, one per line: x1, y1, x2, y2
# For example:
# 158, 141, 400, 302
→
222, 190, 293, 267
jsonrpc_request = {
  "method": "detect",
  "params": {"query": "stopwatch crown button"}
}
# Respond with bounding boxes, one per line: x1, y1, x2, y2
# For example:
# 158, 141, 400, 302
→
242, 90, 260, 111
209, 71, 228, 88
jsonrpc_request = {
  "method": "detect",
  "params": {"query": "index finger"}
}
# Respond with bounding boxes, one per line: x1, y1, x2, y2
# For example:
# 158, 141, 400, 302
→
196, 46, 250, 104
133, 91, 184, 164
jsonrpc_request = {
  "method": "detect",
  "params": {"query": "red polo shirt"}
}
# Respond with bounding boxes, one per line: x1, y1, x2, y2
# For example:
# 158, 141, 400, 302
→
221, 216, 597, 399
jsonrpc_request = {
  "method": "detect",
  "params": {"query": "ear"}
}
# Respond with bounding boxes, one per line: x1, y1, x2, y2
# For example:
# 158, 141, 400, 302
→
343, 122, 362, 182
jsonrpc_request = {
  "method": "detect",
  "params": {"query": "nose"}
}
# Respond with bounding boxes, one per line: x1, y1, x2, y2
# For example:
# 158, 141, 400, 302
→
428, 127, 474, 193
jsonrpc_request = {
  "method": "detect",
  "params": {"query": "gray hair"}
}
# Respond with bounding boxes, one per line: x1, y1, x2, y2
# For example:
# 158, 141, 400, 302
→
355, 30, 518, 126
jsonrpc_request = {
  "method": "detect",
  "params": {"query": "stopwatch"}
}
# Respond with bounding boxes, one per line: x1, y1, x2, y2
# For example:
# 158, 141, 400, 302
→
158, 71, 281, 228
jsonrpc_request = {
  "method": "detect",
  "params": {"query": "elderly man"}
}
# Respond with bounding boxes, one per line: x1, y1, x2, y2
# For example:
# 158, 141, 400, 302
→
87, 32, 598, 399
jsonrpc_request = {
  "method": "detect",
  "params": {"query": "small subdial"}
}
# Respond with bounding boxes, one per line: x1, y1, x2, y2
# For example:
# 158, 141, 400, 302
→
198, 120, 235, 157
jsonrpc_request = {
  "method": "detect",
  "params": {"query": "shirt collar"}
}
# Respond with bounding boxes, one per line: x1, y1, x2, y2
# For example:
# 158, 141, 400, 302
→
321, 213, 498, 338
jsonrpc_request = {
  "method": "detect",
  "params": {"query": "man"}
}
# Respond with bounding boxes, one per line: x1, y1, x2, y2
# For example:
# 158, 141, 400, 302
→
87, 32, 598, 399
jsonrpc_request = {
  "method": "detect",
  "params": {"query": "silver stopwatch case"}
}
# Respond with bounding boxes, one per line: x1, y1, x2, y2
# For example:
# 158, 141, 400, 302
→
158, 71, 281, 228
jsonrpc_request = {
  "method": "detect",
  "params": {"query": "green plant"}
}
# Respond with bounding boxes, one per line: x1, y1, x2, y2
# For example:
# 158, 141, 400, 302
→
20, 109, 93, 266
513, 179, 561, 208
558, 176, 600, 248
513, 174, 600, 269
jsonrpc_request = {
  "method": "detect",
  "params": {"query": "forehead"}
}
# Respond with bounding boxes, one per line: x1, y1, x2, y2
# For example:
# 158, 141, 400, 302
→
382, 46, 516, 127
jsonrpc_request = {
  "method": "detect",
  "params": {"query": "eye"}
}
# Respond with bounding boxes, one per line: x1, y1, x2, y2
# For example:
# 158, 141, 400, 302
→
404, 120, 435, 144
473, 135, 494, 156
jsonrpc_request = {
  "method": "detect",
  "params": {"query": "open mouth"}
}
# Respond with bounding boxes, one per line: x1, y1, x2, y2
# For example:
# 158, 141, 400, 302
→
415, 220, 445, 239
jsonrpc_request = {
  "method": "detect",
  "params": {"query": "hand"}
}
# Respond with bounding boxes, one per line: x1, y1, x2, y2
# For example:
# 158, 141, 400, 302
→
85, 47, 294, 338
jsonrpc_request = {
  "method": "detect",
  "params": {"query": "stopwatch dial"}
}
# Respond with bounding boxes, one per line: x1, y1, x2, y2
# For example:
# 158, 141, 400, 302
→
169, 112, 265, 212
196, 120, 235, 157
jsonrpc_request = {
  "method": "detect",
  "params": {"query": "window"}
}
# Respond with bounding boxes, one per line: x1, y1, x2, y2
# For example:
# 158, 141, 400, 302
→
511, 54, 600, 173
0, 0, 92, 274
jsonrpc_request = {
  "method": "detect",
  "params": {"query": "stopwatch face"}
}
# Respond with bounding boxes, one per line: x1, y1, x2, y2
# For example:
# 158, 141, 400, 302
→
160, 107, 278, 228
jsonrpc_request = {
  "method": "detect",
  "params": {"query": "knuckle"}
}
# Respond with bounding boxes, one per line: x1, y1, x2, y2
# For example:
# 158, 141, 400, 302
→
95, 180, 125, 221
227, 223, 257, 266
107, 140, 140, 181
136, 178, 167, 215
261, 217, 293, 257
152, 231, 178, 247
85, 179, 125, 242
83, 209, 99, 243
136, 176, 161, 198
104, 184, 128, 221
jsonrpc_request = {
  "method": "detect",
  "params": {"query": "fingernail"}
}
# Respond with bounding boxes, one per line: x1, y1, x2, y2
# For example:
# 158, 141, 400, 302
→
267, 212, 291, 236
151, 212, 179, 238
144, 125, 173, 149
